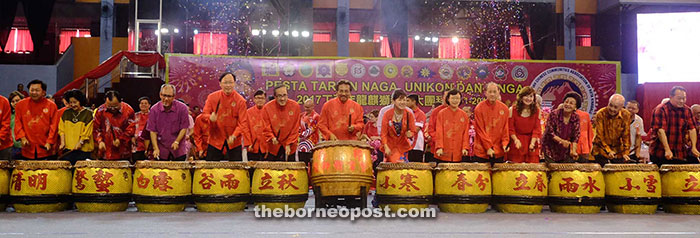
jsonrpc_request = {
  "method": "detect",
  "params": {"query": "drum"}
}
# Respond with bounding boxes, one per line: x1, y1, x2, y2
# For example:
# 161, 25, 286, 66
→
192, 161, 250, 212
132, 161, 192, 212
72, 160, 132, 212
9, 161, 72, 213
375, 162, 434, 211
547, 163, 605, 214
603, 164, 661, 214
251, 162, 308, 209
492, 163, 548, 214
434, 163, 491, 213
311, 140, 373, 197
0, 160, 10, 211
660, 165, 700, 214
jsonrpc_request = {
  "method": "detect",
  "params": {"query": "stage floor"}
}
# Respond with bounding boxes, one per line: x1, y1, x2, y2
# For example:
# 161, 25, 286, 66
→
1, 193, 698, 238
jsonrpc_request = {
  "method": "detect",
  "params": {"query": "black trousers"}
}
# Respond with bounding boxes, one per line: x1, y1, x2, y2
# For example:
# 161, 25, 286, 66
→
408, 150, 424, 162
425, 155, 458, 164
651, 156, 700, 165
265, 147, 289, 161
298, 152, 313, 166
247, 152, 265, 161
471, 156, 505, 165
206, 144, 243, 161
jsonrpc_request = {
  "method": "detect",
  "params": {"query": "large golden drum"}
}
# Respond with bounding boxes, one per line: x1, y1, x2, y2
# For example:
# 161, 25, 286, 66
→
434, 163, 491, 213
251, 162, 308, 209
603, 164, 661, 214
311, 140, 373, 197
375, 162, 434, 212
9, 161, 72, 213
660, 165, 700, 214
72, 160, 132, 212
547, 163, 605, 214
192, 161, 250, 212
132, 161, 192, 212
0, 160, 10, 210
492, 163, 548, 214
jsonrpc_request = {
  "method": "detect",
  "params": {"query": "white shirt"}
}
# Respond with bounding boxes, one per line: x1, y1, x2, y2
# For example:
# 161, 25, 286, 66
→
630, 114, 646, 154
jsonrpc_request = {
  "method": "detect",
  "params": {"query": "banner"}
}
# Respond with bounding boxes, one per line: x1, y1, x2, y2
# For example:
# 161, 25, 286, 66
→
166, 54, 620, 115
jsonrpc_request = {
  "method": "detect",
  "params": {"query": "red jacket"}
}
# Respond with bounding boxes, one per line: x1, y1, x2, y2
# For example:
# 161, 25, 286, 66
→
14, 98, 58, 159
93, 102, 135, 160
0, 96, 12, 150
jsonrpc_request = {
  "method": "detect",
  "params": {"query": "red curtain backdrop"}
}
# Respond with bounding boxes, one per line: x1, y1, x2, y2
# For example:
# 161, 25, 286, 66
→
576, 14, 593, 47
373, 34, 392, 58
438, 37, 470, 59
349, 33, 361, 42
510, 26, 531, 60
193, 32, 228, 55
55, 51, 166, 98
3, 28, 32, 53
59, 29, 90, 53
313, 32, 331, 42
577, 37, 592, 47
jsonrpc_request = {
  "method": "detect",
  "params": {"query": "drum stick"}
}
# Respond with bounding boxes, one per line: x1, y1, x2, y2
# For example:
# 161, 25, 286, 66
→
57, 149, 76, 160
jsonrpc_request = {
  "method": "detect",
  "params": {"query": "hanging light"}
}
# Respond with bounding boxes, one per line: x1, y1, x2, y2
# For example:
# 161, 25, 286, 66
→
414, 35, 420, 40
272, 30, 280, 37
452, 36, 459, 43
251, 29, 260, 36
431, 37, 438, 43
301, 31, 310, 37
292, 30, 299, 37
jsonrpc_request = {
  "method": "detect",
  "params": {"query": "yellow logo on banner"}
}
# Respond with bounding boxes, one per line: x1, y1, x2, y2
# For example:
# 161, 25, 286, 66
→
335, 63, 348, 76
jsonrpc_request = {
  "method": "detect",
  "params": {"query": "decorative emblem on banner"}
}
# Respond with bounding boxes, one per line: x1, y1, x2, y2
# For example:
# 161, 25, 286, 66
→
401, 65, 414, 78
439, 64, 454, 80
317, 62, 333, 78
351, 64, 366, 78
531, 67, 597, 115
493, 65, 507, 81
299, 64, 314, 78
261, 62, 279, 77
476, 65, 489, 80
512, 65, 528, 82
418, 66, 434, 79
335, 63, 349, 76
369, 65, 381, 77
456, 65, 472, 80
384, 63, 398, 78
283, 64, 296, 77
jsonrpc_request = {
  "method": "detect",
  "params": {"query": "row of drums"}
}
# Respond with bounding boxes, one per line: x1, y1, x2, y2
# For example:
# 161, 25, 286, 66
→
1, 159, 700, 214
0, 160, 309, 213
376, 162, 700, 214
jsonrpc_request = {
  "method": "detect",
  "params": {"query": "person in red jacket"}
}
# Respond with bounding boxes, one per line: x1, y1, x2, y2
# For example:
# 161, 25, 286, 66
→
262, 85, 301, 161
132, 96, 151, 161
0, 95, 11, 160
318, 79, 364, 141
237, 90, 267, 161
434, 89, 470, 163
200, 72, 248, 161
380, 89, 417, 163
473, 82, 510, 163
93, 90, 135, 160
14, 80, 58, 160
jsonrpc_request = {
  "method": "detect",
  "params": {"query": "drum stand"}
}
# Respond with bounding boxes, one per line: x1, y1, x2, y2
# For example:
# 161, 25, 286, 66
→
312, 186, 368, 209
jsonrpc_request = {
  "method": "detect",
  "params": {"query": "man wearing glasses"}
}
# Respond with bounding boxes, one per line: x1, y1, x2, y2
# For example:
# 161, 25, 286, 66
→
147, 84, 191, 161
261, 85, 301, 161
93, 90, 135, 160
